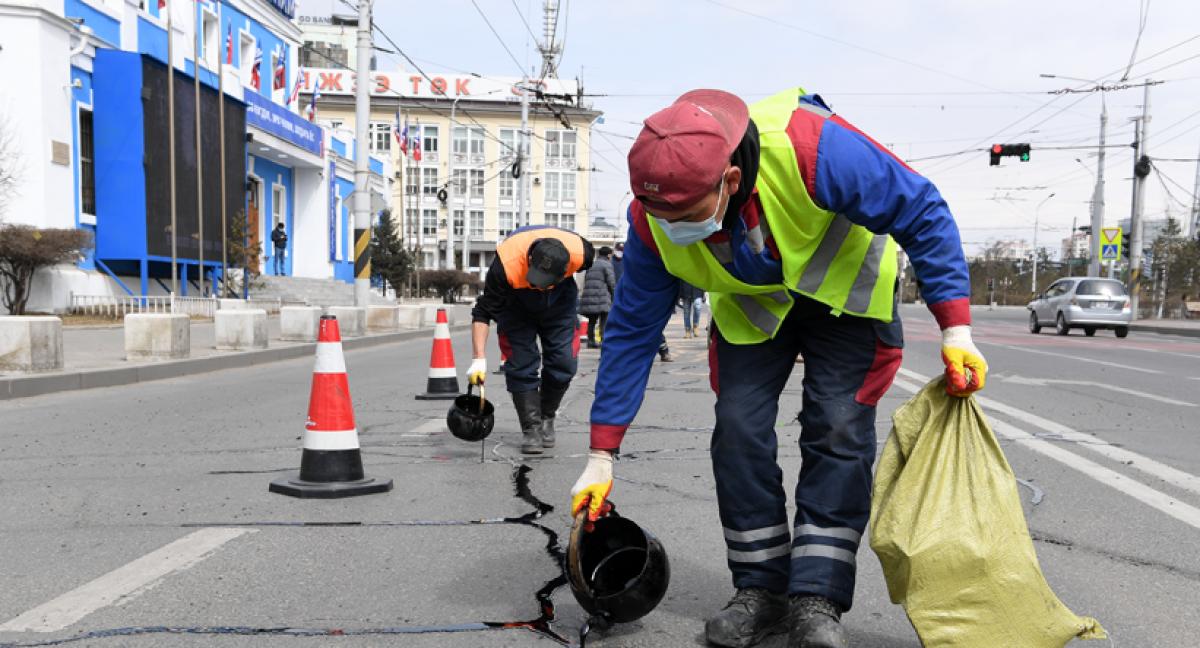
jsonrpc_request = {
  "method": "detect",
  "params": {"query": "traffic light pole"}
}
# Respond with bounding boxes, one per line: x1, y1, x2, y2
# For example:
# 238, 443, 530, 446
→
1128, 80, 1152, 320
353, 0, 372, 308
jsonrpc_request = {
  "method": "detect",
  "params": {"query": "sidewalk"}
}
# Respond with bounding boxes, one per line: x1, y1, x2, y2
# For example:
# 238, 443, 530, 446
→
1129, 318, 1200, 338
0, 304, 473, 400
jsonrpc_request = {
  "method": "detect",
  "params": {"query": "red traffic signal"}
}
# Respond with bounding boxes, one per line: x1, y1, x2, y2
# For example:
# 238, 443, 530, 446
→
989, 143, 1031, 166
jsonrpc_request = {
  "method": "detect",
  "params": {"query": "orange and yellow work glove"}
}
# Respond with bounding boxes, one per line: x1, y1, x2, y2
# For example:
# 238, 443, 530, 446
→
941, 325, 988, 397
571, 450, 614, 523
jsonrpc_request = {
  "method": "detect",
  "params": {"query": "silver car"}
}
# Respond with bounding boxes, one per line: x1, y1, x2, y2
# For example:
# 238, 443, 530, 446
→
1028, 277, 1132, 337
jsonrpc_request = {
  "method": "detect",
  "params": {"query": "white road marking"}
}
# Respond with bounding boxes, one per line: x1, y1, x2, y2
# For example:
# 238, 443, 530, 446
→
400, 418, 447, 436
979, 341, 1163, 374
898, 369, 1200, 498
999, 374, 1196, 407
0, 528, 251, 633
891, 377, 1200, 532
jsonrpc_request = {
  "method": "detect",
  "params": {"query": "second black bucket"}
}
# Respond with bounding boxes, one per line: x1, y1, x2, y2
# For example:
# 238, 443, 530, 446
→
567, 508, 670, 624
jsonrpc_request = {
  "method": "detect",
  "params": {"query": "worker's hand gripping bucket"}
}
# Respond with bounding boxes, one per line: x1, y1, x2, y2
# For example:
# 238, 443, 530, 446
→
446, 384, 495, 442
567, 505, 670, 624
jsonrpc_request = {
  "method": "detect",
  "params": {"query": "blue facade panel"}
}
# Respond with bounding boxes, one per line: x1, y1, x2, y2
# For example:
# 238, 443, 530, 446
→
91, 50, 147, 262
251, 155, 294, 275
137, 16, 168, 66
65, 0, 121, 46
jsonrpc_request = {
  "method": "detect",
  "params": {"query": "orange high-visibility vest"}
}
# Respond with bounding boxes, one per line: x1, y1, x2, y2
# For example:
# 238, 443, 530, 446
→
497, 227, 588, 289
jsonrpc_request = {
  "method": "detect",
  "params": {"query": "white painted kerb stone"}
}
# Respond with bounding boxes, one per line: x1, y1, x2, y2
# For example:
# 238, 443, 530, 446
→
0, 316, 64, 373
215, 309, 268, 350
366, 306, 401, 332
125, 313, 190, 360
280, 306, 323, 342
326, 306, 365, 337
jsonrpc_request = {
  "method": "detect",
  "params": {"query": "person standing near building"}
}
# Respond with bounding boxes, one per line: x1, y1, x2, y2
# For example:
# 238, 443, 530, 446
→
571, 89, 985, 647
678, 280, 705, 338
579, 246, 616, 349
468, 226, 595, 454
271, 222, 288, 275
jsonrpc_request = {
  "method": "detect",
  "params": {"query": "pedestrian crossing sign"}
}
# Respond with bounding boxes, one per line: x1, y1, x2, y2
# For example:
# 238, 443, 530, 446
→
1099, 227, 1122, 261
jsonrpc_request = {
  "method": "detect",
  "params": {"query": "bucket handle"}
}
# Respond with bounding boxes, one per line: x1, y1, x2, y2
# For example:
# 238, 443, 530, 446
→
465, 383, 486, 414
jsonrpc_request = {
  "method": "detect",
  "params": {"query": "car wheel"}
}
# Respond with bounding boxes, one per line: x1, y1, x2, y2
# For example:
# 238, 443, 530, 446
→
1029, 311, 1041, 334
1115, 327, 1129, 339
1056, 313, 1069, 336
1084, 327, 1096, 337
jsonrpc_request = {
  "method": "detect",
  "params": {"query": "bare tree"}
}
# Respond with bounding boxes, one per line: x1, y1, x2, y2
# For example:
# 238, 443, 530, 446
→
0, 115, 20, 220
0, 225, 92, 314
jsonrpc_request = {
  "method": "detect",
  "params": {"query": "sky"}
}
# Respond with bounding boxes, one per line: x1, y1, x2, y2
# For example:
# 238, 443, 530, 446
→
299, 0, 1200, 256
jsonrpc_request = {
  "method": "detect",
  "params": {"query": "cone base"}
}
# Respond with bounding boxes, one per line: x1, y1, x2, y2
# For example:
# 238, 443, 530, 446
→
415, 392, 460, 400
269, 474, 393, 499
415, 377, 461, 400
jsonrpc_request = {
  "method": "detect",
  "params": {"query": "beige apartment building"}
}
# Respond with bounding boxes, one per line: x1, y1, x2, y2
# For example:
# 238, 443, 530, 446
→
302, 66, 602, 275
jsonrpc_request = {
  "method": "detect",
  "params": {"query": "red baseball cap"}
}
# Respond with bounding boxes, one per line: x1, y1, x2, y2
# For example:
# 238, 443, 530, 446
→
628, 89, 748, 211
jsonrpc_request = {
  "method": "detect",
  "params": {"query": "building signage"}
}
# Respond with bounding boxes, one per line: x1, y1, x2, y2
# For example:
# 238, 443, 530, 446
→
328, 160, 338, 261
243, 90, 323, 157
267, 0, 296, 19
297, 68, 580, 103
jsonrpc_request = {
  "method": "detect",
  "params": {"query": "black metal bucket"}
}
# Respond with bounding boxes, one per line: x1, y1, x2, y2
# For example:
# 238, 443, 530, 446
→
568, 507, 670, 624
446, 384, 495, 442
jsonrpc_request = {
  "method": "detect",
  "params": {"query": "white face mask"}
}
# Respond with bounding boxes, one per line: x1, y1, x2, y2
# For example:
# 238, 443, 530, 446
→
653, 175, 725, 246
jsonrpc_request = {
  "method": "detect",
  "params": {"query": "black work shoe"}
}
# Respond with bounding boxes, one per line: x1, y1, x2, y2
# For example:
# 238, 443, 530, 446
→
787, 596, 848, 648
541, 416, 556, 448
704, 588, 789, 648
511, 390, 543, 455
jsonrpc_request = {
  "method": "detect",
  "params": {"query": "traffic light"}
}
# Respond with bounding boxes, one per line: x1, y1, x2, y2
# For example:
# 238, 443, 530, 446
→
1121, 233, 1130, 260
988, 143, 1032, 166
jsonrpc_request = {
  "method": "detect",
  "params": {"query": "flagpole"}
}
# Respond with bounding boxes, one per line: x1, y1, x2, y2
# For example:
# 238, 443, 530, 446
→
193, 0, 205, 297
166, 0, 178, 296
218, 18, 228, 297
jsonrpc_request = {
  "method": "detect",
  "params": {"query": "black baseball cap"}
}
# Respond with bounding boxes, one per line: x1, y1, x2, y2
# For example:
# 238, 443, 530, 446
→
526, 238, 570, 288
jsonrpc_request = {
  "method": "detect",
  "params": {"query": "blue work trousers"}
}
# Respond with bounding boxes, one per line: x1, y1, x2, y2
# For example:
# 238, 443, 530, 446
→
496, 281, 580, 394
709, 295, 903, 610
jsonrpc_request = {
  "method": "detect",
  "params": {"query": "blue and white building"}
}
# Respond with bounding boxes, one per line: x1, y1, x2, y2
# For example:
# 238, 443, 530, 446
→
0, 0, 388, 313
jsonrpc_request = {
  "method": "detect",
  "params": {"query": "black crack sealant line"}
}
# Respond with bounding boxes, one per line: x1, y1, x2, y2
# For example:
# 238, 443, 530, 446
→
0, 465, 583, 648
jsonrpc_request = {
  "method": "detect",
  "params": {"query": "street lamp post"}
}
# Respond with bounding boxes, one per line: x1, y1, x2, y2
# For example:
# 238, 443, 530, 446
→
1032, 192, 1056, 293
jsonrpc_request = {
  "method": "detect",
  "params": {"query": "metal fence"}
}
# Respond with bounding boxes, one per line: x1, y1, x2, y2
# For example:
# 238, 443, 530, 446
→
67, 293, 309, 318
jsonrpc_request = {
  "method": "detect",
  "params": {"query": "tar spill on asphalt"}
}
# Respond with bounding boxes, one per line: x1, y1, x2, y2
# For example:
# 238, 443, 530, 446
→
0, 464, 586, 648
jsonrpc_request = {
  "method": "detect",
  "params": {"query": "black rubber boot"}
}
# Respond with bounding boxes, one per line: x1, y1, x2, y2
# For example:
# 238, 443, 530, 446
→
787, 596, 848, 648
704, 588, 790, 648
511, 390, 543, 455
539, 381, 569, 448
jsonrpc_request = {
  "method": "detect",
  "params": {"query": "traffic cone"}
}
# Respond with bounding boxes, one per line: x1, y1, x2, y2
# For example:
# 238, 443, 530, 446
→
270, 315, 393, 498
415, 308, 460, 400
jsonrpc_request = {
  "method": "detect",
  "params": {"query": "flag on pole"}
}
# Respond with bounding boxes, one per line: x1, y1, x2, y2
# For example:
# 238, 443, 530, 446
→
272, 48, 286, 91
250, 46, 262, 90
288, 69, 303, 106
306, 81, 321, 122
398, 118, 409, 157
158, 0, 166, 11
225, 22, 233, 65
412, 123, 422, 162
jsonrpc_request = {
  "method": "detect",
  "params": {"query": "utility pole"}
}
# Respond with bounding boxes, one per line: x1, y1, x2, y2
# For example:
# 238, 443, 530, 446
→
193, 9, 205, 296
1088, 97, 1107, 277
1128, 80, 1152, 319
446, 100, 458, 268
518, 77, 531, 227
218, 15, 228, 297
1189, 139, 1200, 239
352, 0, 372, 308
167, 1, 178, 295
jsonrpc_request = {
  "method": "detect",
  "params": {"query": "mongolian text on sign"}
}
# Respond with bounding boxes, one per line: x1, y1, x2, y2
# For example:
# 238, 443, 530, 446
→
296, 68, 580, 103
244, 90, 323, 157
1099, 227, 1122, 262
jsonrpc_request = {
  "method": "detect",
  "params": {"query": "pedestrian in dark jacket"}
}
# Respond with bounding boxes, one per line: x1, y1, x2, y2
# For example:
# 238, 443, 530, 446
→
270, 223, 288, 275
579, 246, 616, 348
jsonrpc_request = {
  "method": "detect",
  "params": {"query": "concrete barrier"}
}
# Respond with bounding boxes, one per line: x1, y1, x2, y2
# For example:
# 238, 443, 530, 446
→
367, 305, 401, 332
215, 309, 268, 350
280, 306, 323, 342
422, 304, 459, 326
0, 316, 64, 373
124, 313, 190, 360
397, 305, 424, 329
218, 298, 248, 310
326, 306, 365, 337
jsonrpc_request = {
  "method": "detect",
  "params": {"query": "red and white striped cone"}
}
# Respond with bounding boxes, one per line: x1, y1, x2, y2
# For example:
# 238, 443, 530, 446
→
415, 308, 460, 400
270, 315, 392, 498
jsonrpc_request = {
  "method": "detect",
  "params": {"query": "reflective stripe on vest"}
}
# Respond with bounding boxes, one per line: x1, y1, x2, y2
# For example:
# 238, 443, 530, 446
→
497, 227, 586, 290
646, 87, 897, 344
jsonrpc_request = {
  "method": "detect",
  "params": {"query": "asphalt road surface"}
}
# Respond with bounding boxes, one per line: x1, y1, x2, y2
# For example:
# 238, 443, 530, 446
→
2, 304, 1198, 647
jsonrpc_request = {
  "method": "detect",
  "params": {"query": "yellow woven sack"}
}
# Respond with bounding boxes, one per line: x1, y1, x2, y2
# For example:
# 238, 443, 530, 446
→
869, 378, 1106, 647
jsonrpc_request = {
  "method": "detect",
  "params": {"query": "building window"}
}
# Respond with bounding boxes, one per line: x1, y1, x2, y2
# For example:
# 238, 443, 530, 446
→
499, 173, 514, 205
239, 33, 254, 84
421, 168, 439, 200
421, 125, 439, 160
369, 122, 392, 153
543, 171, 576, 209
469, 168, 484, 203
422, 209, 438, 237
545, 130, 577, 168
404, 208, 418, 242
272, 184, 286, 228
545, 212, 575, 230
404, 168, 419, 196
499, 210, 515, 236
270, 49, 285, 104
452, 126, 487, 164
201, 9, 219, 69
452, 209, 464, 236
469, 210, 484, 238
451, 168, 466, 201
79, 109, 96, 216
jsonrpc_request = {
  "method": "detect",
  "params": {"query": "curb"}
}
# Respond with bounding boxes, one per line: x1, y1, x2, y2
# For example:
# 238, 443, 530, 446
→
1128, 322, 1200, 338
0, 325, 464, 401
